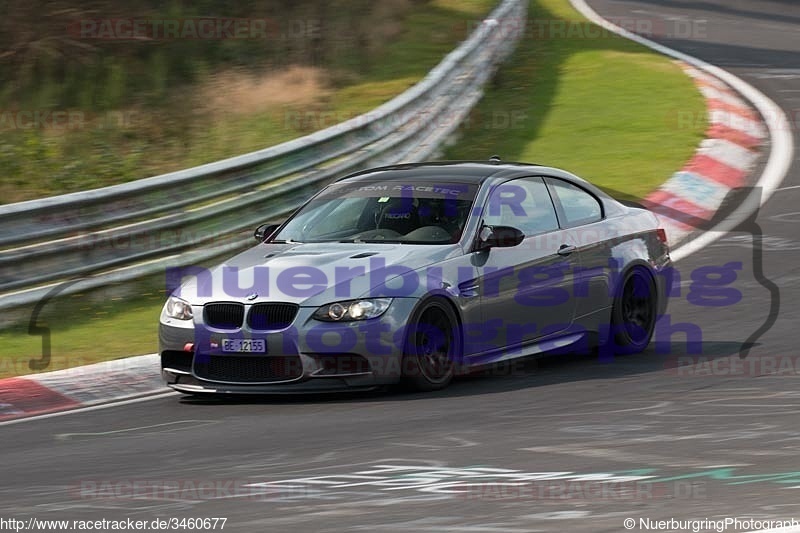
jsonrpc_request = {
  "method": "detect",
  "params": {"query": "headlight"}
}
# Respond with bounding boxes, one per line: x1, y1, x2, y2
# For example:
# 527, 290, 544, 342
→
313, 298, 392, 322
164, 296, 193, 320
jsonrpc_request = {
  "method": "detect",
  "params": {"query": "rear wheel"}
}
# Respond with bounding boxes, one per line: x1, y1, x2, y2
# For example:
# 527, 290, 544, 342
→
609, 267, 657, 354
401, 300, 459, 391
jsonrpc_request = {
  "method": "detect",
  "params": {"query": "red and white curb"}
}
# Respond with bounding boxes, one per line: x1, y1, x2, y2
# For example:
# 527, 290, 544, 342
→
644, 64, 766, 246
0, 354, 163, 422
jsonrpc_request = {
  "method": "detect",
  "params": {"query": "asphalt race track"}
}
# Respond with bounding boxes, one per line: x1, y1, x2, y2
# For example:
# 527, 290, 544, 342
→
2, 1, 799, 531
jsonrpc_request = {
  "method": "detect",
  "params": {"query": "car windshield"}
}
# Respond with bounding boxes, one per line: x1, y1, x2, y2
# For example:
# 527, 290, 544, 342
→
272, 180, 479, 244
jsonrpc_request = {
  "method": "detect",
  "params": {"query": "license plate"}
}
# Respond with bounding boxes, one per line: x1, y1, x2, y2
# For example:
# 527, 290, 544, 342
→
221, 339, 266, 353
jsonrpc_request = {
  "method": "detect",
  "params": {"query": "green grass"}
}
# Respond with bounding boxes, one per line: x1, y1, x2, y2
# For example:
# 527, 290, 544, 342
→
0, 290, 166, 379
444, 0, 706, 200
0, 0, 707, 378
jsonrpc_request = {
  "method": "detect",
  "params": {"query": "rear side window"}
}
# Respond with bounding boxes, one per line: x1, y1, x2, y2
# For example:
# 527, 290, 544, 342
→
545, 178, 603, 227
483, 177, 559, 236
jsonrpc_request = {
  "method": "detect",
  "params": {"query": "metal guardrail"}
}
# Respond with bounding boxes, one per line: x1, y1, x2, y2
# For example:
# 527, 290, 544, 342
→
0, 0, 526, 310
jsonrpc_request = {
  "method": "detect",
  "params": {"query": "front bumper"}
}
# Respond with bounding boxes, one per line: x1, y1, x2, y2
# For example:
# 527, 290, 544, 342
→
159, 298, 418, 393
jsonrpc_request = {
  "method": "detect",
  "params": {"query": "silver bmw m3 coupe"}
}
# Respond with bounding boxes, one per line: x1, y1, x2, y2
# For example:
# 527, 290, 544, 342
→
160, 161, 671, 393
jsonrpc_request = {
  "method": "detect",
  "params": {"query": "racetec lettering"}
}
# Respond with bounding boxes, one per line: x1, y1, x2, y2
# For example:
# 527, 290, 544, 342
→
355, 185, 467, 196
328, 182, 476, 200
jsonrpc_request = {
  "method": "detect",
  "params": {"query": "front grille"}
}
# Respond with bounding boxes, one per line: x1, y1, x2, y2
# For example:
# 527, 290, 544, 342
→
247, 303, 298, 330
195, 355, 303, 382
204, 303, 244, 329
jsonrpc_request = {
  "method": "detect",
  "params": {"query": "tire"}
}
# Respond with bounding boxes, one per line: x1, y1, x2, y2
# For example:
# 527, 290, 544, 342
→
609, 266, 658, 354
401, 299, 460, 391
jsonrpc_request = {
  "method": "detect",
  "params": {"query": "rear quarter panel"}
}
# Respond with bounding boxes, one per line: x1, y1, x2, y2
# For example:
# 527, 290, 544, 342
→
571, 206, 671, 319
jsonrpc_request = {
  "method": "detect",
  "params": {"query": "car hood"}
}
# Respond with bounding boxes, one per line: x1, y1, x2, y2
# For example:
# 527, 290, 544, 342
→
174, 242, 462, 306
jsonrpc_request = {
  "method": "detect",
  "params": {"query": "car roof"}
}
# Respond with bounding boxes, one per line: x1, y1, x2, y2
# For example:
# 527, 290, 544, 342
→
333, 160, 627, 215
335, 161, 554, 184
336, 160, 608, 195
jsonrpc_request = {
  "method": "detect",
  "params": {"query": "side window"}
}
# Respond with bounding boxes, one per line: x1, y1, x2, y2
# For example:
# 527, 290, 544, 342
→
545, 178, 602, 227
483, 177, 559, 236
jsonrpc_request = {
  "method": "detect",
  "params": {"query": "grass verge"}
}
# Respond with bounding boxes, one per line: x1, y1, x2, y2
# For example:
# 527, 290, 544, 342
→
0, 291, 166, 379
444, 0, 706, 200
0, 0, 707, 378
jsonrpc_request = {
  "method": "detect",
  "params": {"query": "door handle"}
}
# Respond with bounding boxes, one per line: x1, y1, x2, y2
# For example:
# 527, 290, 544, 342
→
557, 244, 577, 256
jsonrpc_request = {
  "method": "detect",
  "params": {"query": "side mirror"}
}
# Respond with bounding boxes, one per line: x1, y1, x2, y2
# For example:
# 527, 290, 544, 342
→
477, 225, 524, 250
254, 223, 280, 242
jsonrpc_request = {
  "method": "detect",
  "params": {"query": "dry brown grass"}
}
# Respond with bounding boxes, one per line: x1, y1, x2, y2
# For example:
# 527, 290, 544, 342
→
198, 66, 331, 117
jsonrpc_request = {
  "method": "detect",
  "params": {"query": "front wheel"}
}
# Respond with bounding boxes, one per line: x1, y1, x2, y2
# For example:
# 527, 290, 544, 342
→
608, 266, 658, 354
401, 300, 460, 391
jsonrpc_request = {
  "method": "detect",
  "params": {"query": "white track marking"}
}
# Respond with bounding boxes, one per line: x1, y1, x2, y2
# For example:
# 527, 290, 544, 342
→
0, 391, 178, 427
54, 419, 217, 440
